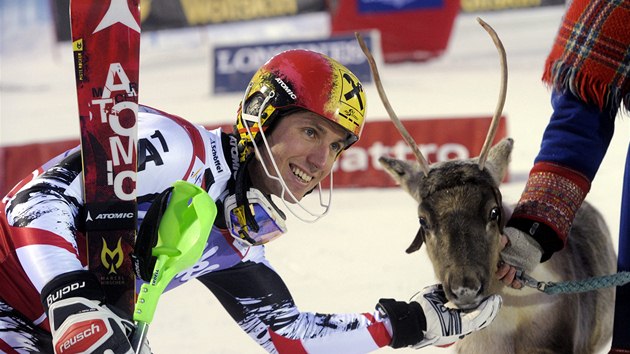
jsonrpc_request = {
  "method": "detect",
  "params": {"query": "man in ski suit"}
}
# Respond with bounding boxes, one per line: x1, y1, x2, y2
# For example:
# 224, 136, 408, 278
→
0, 49, 502, 353
496, 1, 629, 353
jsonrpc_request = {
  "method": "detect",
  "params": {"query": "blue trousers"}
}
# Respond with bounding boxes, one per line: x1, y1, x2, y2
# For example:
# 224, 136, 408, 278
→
612, 143, 630, 349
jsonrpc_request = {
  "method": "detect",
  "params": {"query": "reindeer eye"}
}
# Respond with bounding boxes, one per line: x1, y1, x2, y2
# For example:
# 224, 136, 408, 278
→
489, 207, 501, 222
419, 217, 429, 229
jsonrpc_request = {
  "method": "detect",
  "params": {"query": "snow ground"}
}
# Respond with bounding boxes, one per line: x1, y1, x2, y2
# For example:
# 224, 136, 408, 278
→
1, 2, 627, 353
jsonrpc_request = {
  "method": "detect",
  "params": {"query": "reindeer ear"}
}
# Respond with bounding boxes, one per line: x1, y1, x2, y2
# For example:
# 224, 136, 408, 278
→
484, 138, 513, 185
405, 227, 425, 253
378, 156, 413, 181
378, 156, 423, 202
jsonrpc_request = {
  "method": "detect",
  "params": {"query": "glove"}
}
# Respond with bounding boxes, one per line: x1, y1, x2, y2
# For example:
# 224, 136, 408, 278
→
501, 226, 543, 274
49, 297, 135, 354
41, 270, 151, 354
413, 284, 501, 348
377, 284, 502, 349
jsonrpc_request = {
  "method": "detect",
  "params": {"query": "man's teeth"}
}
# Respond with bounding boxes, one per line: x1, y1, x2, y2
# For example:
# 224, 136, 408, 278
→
292, 167, 313, 183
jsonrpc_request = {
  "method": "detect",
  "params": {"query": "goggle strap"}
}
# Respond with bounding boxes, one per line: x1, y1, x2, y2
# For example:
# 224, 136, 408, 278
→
234, 154, 260, 233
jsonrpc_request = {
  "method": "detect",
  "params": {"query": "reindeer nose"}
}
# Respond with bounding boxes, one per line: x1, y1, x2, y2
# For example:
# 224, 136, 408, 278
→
446, 274, 483, 305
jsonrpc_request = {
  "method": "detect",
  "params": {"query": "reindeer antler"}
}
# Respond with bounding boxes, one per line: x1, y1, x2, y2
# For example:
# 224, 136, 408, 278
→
355, 32, 430, 177
476, 17, 508, 170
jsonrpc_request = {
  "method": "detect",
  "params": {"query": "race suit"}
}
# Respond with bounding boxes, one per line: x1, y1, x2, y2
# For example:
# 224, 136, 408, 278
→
0, 106, 391, 353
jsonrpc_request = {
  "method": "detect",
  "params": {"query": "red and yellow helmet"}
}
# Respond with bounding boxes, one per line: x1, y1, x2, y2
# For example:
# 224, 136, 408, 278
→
235, 49, 367, 161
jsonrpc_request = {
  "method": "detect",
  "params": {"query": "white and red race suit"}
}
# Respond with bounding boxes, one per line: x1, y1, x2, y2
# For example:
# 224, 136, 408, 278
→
0, 106, 391, 353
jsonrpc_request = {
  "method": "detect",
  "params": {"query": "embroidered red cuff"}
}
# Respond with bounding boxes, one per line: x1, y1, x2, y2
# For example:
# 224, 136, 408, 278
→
511, 162, 590, 248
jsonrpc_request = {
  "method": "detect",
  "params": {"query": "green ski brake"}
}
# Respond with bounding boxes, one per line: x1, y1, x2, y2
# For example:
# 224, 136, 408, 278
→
131, 180, 216, 352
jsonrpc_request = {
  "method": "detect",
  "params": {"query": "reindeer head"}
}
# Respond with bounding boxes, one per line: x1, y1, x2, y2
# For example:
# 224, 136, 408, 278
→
355, 17, 509, 309
380, 138, 512, 309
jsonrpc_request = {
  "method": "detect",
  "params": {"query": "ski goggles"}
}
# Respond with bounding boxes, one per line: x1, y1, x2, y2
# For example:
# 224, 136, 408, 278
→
223, 188, 287, 246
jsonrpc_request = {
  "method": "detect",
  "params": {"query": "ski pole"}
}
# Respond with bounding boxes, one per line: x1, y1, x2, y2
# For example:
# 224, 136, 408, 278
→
130, 180, 216, 352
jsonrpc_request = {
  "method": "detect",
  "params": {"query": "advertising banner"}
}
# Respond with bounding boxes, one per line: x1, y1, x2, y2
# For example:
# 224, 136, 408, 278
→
1, 116, 506, 195
329, 0, 460, 62
212, 32, 377, 94
52, 0, 326, 42
52, 0, 566, 42
322, 116, 508, 188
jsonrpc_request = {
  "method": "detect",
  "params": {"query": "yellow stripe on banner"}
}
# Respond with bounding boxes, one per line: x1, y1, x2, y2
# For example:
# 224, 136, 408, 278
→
179, 0, 298, 25
461, 0, 542, 12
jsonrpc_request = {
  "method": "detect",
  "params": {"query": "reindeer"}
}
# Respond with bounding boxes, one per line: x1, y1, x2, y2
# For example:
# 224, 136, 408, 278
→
379, 138, 614, 353
356, 19, 615, 354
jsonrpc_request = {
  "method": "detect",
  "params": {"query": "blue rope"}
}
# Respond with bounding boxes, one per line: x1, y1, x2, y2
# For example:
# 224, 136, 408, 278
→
528, 271, 630, 295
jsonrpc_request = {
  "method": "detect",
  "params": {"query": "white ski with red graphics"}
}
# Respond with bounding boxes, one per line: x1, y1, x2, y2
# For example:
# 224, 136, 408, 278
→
70, 0, 140, 317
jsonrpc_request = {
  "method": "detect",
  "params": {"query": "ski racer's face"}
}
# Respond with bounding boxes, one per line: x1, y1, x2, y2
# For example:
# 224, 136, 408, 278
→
249, 110, 347, 202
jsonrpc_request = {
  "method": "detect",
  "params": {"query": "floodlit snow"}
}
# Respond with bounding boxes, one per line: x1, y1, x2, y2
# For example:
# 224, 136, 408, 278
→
1, 2, 626, 353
